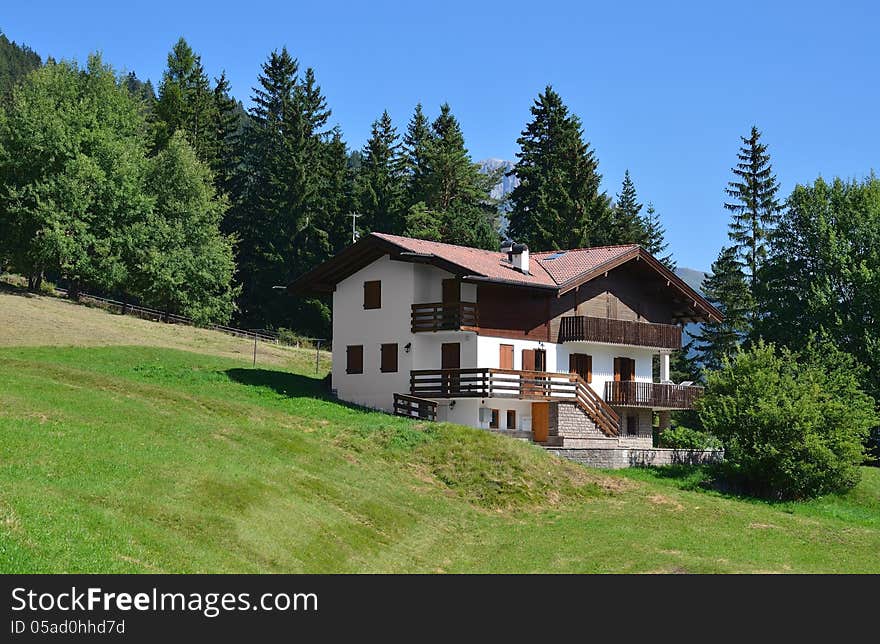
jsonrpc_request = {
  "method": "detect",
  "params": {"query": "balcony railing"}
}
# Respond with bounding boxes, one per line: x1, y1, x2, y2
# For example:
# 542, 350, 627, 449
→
409, 368, 619, 437
411, 302, 478, 333
558, 315, 682, 349
604, 381, 703, 410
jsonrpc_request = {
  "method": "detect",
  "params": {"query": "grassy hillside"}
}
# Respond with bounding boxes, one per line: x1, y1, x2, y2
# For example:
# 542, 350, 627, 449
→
1, 289, 879, 573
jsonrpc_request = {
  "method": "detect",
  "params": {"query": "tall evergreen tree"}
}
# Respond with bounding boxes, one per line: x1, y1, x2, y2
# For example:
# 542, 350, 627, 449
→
507, 86, 611, 250
233, 48, 335, 332
642, 202, 675, 269
419, 103, 498, 249
403, 103, 433, 206
356, 110, 406, 234
724, 125, 781, 285
210, 71, 241, 197
608, 170, 649, 245
154, 38, 219, 166
321, 127, 357, 254
692, 246, 753, 370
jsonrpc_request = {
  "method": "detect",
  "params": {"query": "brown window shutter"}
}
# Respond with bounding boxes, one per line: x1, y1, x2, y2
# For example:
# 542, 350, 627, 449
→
586, 355, 592, 383
614, 357, 621, 381
363, 281, 381, 309
499, 344, 514, 370
380, 343, 398, 373
522, 349, 535, 372
346, 345, 363, 374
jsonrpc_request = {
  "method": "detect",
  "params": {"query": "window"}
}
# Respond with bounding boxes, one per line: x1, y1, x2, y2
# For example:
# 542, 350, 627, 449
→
569, 353, 592, 383
614, 357, 636, 382
363, 280, 381, 309
490, 409, 500, 429
626, 414, 639, 436
380, 343, 398, 373
506, 410, 517, 430
346, 345, 363, 374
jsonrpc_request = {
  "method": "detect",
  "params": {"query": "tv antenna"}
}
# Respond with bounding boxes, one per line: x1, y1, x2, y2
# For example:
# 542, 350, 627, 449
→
348, 212, 362, 244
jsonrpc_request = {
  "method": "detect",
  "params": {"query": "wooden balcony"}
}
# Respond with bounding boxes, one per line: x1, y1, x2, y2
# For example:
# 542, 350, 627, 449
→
558, 315, 682, 349
411, 302, 478, 333
604, 381, 702, 410
410, 368, 620, 437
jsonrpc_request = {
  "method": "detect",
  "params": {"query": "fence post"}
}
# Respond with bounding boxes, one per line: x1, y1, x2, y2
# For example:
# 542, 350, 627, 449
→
253, 331, 257, 367
315, 340, 321, 375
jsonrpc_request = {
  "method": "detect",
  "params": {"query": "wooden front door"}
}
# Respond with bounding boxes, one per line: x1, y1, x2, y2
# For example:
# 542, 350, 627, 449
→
441, 342, 460, 395
531, 402, 549, 443
499, 344, 514, 370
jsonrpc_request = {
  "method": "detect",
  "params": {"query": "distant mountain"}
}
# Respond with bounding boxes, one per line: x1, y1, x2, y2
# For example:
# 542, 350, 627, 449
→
674, 267, 707, 294
479, 158, 519, 201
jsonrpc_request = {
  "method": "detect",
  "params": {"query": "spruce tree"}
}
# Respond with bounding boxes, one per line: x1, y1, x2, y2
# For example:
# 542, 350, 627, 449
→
356, 110, 406, 234
233, 48, 335, 332
724, 125, 781, 285
420, 103, 498, 249
210, 71, 241, 197
154, 38, 220, 167
642, 202, 675, 269
608, 170, 649, 245
403, 103, 433, 206
692, 246, 753, 371
507, 86, 611, 250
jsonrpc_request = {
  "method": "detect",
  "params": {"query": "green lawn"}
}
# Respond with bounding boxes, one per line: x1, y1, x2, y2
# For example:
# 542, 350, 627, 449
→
0, 294, 880, 573
1, 300, 879, 572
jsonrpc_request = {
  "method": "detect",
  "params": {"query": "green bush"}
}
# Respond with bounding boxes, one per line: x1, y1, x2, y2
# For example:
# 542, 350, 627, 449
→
659, 426, 722, 450
698, 340, 877, 500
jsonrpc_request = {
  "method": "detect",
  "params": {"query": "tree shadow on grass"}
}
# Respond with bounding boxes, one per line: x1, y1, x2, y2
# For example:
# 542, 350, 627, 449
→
225, 368, 328, 399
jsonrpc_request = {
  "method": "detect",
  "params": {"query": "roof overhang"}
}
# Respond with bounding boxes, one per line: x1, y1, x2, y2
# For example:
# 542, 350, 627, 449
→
287, 234, 722, 324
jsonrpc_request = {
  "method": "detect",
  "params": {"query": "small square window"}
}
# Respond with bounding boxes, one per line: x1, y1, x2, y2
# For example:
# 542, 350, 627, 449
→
506, 410, 517, 430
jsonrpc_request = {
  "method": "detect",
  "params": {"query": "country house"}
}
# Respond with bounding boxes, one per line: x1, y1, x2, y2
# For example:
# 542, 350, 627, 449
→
289, 233, 724, 467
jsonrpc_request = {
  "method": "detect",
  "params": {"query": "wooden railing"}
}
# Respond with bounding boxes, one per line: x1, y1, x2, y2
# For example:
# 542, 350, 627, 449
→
604, 381, 703, 410
411, 302, 478, 333
558, 316, 681, 349
409, 368, 619, 436
393, 393, 438, 421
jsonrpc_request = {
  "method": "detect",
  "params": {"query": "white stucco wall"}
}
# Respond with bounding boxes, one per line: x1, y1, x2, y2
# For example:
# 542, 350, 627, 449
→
555, 343, 656, 398
332, 256, 478, 412
330, 254, 662, 428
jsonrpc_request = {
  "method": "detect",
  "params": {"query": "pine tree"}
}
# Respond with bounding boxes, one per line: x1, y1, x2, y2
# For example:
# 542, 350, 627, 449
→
210, 71, 241, 197
608, 170, 648, 245
356, 110, 406, 234
692, 246, 753, 371
507, 86, 611, 250
420, 103, 498, 249
233, 48, 334, 332
403, 103, 433, 206
642, 202, 675, 269
724, 126, 781, 285
320, 128, 356, 254
154, 38, 220, 166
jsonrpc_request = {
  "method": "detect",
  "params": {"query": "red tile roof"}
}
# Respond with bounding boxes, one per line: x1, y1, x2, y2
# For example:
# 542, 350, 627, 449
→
372, 233, 639, 288
288, 232, 722, 322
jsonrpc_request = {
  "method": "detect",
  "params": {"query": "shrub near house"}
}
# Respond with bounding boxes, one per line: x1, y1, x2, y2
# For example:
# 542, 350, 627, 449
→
698, 340, 878, 499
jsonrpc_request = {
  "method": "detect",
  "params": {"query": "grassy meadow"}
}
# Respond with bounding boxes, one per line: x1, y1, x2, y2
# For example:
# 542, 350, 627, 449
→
1, 288, 879, 573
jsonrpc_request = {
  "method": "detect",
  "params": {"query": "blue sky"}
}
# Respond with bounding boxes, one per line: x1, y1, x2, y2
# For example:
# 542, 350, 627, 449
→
3, 1, 878, 271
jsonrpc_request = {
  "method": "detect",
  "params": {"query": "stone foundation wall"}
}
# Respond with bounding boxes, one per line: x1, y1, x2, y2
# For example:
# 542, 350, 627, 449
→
546, 447, 724, 469
551, 402, 653, 449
